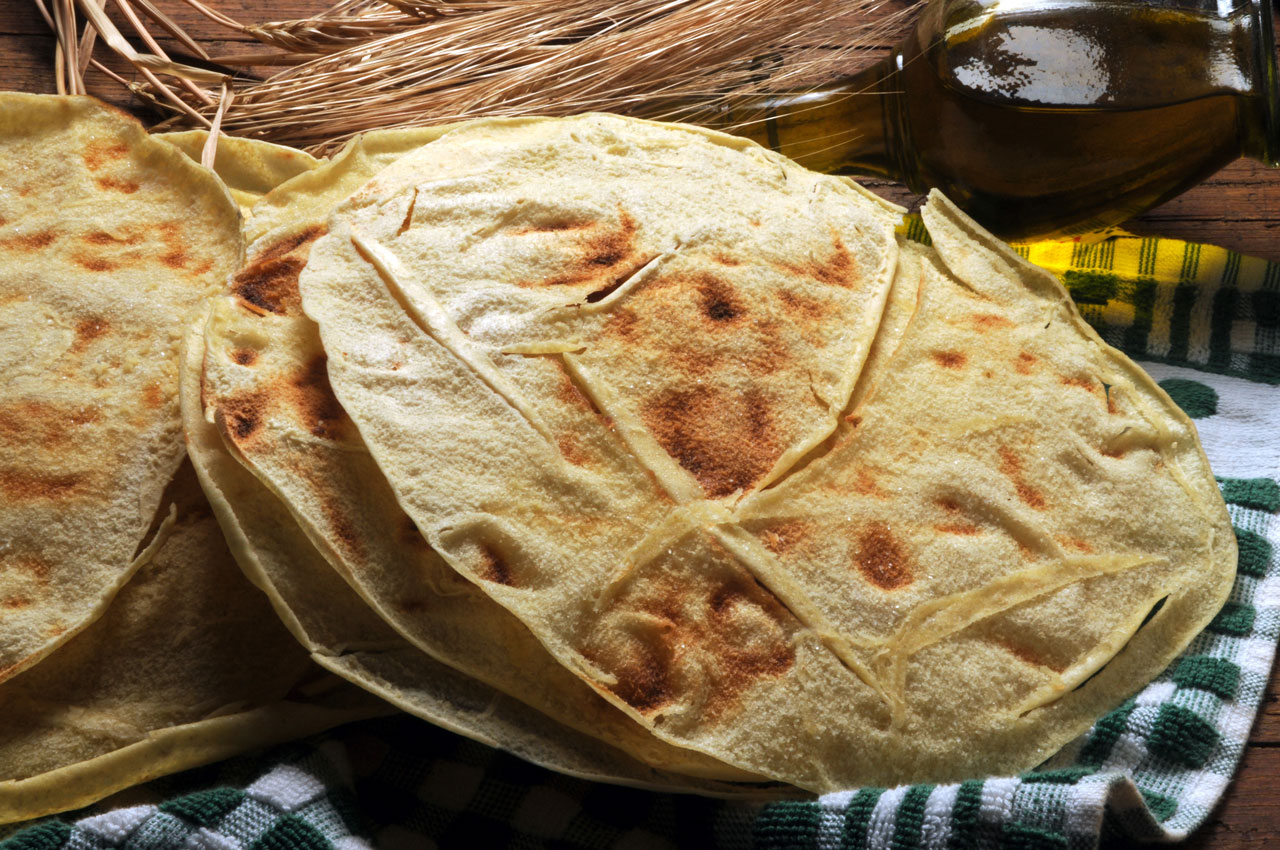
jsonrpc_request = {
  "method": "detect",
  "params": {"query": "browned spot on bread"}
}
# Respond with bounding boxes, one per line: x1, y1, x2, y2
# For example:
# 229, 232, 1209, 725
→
998, 447, 1023, 474
639, 385, 779, 498
782, 232, 860, 288
853, 468, 885, 497
46, 623, 66, 637
2, 596, 30, 609
758, 521, 813, 556
75, 253, 120, 272
584, 254, 657, 304
73, 318, 109, 351
1057, 536, 1095, 553
845, 414, 863, 427
998, 446, 1047, 510
0, 469, 90, 501
83, 140, 130, 170
698, 276, 746, 324
580, 212, 634, 269
603, 306, 640, 342
777, 289, 831, 322
286, 355, 348, 439
95, 176, 139, 194
74, 252, 122, 272
234, 256, 305, 316
557, 433, 589, 466
662, 313, 786, 380
320, 497, 365, 558
4, 556, 50, 580
999, 639, 1065, 672
219, 391, 266, 443
713, 254, 740, 266
594, 564, 795, 719
477, 543, 515, 586
936, 497, 961, 513
257, 225, 328, 263
0, 401, 98, 450
702, 578, 796, 720
854, 522, 911, 589
598, 627, 676, 714
231, 348, 259, 367
1015, 352, 1037, 375
1101, 446, 1126, 459
1061, 376, 1096, 391
584, 278, 626, 304
81, 230, 142, 246
0, 230, 57, 251
971, 313, 1014, 331
936, 522, 981, 535
555, 365, 596, 413
525, 211, 638, 289
142, 382, 166, 409
154, 221, 188, 269
932, 350, 967, 369
231, 227, 327, 315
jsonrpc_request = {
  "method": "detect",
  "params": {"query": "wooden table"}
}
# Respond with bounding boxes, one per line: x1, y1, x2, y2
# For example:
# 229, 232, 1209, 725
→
1, 1, 1277, 845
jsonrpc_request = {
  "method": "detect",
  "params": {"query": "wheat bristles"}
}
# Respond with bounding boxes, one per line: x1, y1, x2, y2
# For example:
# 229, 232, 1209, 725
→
36, 0, 916, 155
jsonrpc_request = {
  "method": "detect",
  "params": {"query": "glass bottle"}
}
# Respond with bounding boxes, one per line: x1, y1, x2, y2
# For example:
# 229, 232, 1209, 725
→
717, 0, 1280, 240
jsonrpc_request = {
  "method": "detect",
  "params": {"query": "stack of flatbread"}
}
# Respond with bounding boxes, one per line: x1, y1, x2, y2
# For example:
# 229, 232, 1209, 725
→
0, 95, 1237, 822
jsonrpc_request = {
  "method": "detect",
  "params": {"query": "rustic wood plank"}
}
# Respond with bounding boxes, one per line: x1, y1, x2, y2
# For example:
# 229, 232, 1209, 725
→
1253, 686, 1280, 745
1125, 162, 1280, 261
1183, 746, 1280, 849
1, 33, 56, 94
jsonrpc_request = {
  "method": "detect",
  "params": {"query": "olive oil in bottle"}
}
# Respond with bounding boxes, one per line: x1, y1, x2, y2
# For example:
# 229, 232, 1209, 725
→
721, 0, 1280, 240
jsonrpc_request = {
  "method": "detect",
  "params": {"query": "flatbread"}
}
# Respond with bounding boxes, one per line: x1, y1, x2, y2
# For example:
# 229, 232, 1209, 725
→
198, 124, 758, 781
299, 116, 1235, 791
0, 94, 242, 683
0, 459, 387, 824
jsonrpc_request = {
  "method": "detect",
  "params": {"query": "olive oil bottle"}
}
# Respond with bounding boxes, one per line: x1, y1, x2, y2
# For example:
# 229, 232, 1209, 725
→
722, 0, 1280, 239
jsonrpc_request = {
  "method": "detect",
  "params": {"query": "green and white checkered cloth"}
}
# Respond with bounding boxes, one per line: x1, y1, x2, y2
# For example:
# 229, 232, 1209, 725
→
4, 228, 1278, 850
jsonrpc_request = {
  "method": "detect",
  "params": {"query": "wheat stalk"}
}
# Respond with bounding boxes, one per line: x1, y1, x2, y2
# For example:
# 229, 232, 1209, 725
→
37, 0, 915, 156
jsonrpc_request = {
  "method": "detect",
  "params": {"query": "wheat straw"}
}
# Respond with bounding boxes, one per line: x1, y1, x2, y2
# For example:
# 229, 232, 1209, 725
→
38, 0, 916, 156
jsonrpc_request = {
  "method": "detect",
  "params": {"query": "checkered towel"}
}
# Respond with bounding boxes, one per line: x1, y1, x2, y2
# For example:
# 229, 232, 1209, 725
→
5, 226, 1278, 850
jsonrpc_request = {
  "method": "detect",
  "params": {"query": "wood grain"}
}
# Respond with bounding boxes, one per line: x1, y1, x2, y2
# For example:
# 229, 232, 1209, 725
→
4, 2, 1279, 846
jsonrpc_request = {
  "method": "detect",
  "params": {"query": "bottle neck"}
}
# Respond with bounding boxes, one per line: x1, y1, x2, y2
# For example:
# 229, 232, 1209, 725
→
711, 55, 908, 179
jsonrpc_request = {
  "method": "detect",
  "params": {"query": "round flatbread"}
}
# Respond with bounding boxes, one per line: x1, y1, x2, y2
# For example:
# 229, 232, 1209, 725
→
196, 126, 760, 781
0, 95, 242, 684
298, 116, 1234, 791
0, 459, 386, 825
